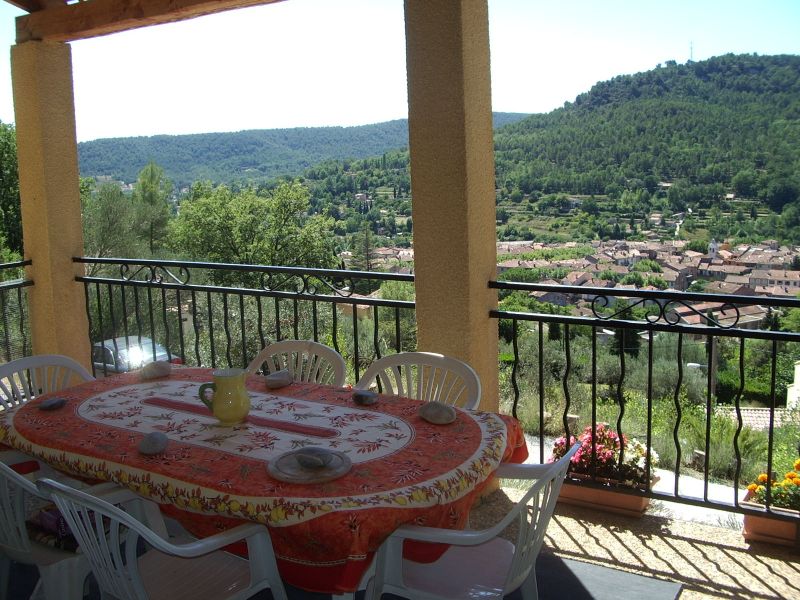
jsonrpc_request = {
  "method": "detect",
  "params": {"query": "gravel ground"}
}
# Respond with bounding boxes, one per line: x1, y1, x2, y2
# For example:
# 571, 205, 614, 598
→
470, 485, 800, 600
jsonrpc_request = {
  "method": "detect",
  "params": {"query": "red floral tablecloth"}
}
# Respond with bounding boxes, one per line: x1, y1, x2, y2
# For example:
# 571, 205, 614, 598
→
0, 368, 527, 593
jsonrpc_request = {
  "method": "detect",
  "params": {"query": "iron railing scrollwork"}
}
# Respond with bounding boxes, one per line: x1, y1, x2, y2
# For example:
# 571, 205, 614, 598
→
490, 279, 800, 524
0, 260, 33, 365
75, 257, 415, 383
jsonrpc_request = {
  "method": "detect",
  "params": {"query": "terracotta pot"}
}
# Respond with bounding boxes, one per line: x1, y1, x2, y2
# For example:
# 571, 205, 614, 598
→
557, 475, 654, 518
741, 492, 800, 547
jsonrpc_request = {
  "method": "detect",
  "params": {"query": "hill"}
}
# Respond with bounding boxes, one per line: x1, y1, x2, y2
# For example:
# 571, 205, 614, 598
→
78, 113, 529, 188
295, 53, 800, 246
494, 54, 800, 202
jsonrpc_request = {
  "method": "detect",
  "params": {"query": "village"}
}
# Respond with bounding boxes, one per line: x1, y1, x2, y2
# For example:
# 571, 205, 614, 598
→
351, 237, 800, 305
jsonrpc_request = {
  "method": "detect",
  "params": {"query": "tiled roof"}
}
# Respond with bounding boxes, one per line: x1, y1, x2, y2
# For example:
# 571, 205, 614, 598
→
715, 406, 799, 431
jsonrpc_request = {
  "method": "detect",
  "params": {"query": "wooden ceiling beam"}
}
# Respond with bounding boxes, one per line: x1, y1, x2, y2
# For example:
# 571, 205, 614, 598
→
6, 0, 50, 13
16, 0, 286, 43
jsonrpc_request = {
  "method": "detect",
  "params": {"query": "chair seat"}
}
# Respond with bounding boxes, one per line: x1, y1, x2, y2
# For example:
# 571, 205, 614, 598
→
141, 545, 254, 600
402, 537, 514, 599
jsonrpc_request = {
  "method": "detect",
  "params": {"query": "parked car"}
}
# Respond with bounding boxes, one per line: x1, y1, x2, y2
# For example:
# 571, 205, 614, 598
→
92, 336, 181, 374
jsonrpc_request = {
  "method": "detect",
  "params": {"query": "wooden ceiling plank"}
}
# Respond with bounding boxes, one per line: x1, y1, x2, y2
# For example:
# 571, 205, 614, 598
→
6, 0, 49, 13
16, 0, 286, 43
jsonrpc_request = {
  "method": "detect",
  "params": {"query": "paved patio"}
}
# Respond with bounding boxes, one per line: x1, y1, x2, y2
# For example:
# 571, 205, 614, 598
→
471, 487, 800, 600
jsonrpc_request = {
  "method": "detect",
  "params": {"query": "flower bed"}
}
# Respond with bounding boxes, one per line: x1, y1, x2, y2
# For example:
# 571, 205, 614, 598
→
551, 423, 659, 518
559, 473, 656, 518
741, 491, 800, 547
742, 459, 800, 546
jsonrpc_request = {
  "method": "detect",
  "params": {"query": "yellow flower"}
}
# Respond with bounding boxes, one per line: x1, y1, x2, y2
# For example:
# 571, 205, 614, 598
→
794, 458, 800, 471
786, 471, 798, 480
394, 496, 408, 506
747, 483, 758, 492
757, 485, 766, 493
188, 497, 202, 511
216, 501, 228, 513
793, 478, 800, 486
229, 500, 240, 513
757, 473, 769, 483
410, 489, 429, 503
269, 506, 286, 523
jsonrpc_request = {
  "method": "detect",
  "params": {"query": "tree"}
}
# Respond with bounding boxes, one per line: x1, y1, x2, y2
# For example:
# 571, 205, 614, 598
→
350, 223, 377, 293
612, 308, 640, 358
81, 180, 144, 268
132, 162, 172, 256
168, 180, 337, 285
0, 121, 21, 254
350, 223, 374, 269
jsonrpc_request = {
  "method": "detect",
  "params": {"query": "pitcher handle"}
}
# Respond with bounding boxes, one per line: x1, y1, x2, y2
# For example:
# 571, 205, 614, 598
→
198, 382, 215, 411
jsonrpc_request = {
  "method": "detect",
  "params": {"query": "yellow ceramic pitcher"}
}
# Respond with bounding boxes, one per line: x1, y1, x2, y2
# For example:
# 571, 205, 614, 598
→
199, 368, 251, 425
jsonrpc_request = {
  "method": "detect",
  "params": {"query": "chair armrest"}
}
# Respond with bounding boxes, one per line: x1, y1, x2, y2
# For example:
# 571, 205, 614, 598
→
143, 522, 271, 558
84, 482, 140, 501
494, 461, 556, 480
388, 523, 497, 547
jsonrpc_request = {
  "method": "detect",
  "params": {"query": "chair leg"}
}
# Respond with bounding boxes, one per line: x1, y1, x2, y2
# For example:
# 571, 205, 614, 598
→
0, 555, 9, 600
38, 556, 91, 600
518, 567, 539, 600
29, 580, 45, 600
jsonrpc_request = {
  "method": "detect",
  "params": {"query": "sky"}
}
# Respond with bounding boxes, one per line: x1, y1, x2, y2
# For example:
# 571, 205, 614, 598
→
0, 0, 799, 142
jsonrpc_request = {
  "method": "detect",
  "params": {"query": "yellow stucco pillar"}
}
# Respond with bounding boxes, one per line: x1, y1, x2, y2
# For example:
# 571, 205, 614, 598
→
404, 0, 498, 411
11, 41, 90, 368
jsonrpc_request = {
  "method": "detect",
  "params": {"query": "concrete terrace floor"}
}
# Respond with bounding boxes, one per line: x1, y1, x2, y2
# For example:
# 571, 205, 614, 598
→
471, 487, 800, 600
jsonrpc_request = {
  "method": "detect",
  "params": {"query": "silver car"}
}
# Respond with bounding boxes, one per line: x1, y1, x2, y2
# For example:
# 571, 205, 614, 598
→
92, 336, 179, 374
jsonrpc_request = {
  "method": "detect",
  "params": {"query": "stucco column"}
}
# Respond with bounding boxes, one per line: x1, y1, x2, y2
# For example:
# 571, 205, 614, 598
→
404, 0, 498, 410
11, 41, 90, 368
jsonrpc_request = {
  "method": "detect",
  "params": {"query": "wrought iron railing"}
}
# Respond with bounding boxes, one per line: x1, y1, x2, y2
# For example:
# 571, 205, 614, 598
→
490, 280, 800, 523
74, 258, 415, 382
0, 260, 32, 364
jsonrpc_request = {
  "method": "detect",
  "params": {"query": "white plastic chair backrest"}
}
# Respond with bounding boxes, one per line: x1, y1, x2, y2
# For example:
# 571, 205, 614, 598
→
0, 461, 38, 560
501, 442, 580, 594
37, 478, 165, 600
246, 340, 347, 386
0, 355, 93, 410
355, 352, 481, 409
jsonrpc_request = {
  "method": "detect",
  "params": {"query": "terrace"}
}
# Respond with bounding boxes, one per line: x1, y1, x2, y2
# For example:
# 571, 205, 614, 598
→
3, 1, 799, 598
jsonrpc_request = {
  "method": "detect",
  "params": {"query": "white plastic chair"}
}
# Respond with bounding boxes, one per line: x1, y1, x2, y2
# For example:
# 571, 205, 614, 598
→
0, 355, 94, 479
0, 354, 93, 411
354, 352, 481, 410
37, 478, 289, 600
246, 339, 347, 387
365, 442, 581, 600
0, 461, 150, 600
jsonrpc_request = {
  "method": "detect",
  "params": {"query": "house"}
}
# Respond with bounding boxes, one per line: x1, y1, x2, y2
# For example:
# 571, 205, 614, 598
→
750, 269, 800, 289
703, 281, 754, 296
669, 302, 767, 330
561, 271, 592, 287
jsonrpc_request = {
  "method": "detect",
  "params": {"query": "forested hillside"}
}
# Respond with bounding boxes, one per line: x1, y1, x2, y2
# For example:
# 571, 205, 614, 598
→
297, 53, 800, 245
78, 113, 529, 188
74, 54, 800, 249
494, 53, 800, 204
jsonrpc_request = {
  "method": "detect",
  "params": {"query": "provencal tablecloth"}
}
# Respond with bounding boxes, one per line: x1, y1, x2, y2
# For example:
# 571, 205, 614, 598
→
0, 367, 527, 593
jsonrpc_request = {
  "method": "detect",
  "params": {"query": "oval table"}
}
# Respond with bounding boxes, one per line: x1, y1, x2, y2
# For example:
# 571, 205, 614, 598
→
0, 367, 527, 594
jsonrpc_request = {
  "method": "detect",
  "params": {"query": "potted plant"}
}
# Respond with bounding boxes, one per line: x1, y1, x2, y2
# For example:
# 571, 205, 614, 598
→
551, 422, 659, 517
742, 459, 800, 546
